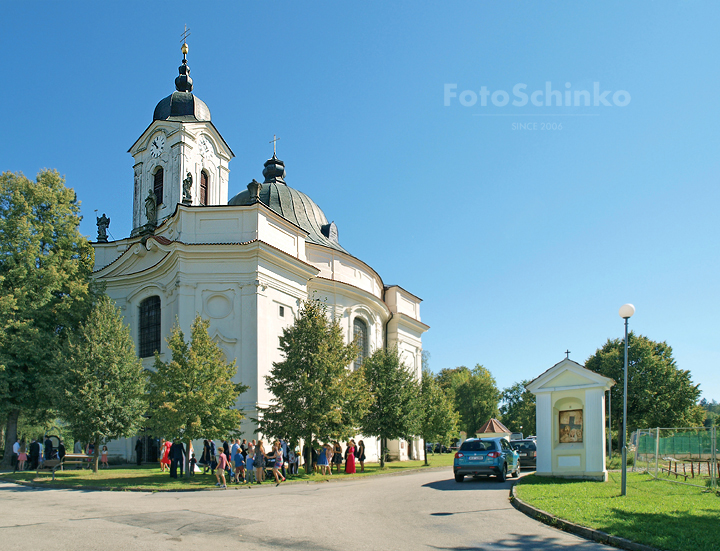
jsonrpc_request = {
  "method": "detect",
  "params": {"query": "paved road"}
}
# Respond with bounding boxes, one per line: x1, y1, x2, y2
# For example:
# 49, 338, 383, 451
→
1, 469, 609, 550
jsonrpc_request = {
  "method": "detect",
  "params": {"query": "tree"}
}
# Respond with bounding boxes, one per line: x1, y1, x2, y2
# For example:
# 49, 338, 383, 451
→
56, 296, 147, 472
499, 380, 536, 436
585, 332, 703, 447
437, 365, 501, 436
419, 368, 459, 465
146, 315, 248, 477
360, 347, 421, 468
255, 299, 365, 473
0, 170, 100, 468
700, 399, 720, 428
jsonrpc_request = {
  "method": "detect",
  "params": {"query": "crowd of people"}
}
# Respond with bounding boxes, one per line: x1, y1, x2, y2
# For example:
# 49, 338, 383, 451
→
10, 434, 368, 487
10, 436, 67, 472
153, 437, 367, 489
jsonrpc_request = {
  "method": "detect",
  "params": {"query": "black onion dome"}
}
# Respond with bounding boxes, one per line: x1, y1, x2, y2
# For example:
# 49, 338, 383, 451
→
229, 155, 346, 253
153, 92, 211, 122
153, 51, 211, 122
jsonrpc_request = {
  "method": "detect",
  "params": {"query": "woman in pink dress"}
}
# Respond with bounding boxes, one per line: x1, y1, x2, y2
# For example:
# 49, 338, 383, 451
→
344, 439, 356, 474
160, 439, 171, 472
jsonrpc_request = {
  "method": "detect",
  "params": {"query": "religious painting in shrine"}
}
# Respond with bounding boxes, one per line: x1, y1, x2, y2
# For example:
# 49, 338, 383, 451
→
559, 409, 583, 443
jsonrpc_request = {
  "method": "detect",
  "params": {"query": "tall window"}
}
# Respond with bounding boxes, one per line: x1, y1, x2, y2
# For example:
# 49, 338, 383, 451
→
200, 170, 208, 205
353, 317, 369, 371
153, 168, 164, 205
139, 296, 161, 358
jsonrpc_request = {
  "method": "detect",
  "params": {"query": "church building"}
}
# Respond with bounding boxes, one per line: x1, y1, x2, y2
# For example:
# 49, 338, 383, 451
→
92, 43, 428, 463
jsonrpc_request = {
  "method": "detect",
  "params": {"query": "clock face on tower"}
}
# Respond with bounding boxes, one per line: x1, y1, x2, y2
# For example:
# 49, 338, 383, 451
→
149, 134, 165, 158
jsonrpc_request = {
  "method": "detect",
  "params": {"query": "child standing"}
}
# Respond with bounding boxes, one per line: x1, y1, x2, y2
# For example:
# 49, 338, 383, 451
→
100, 446, 109, 469
17, 444, 27, 471
215, 447, 229, 489
189, 453, 197, 476
233, 447, 245, 483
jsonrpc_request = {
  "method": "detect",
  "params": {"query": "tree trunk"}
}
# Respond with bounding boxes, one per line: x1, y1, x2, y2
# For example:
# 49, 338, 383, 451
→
92, 437, 99, 473
380, 437, 386, 469
1, 409, 20, 469
424, 440, 428, 466
304, 435, 313, 476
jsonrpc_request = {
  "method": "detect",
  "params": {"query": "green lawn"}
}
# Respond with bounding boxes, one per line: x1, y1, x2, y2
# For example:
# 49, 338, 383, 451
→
515, 472, 720, 551
1, 453, 454, 491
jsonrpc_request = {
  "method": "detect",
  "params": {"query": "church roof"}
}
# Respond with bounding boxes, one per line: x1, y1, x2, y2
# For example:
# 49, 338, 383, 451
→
476, 418, 511, 434
153, 91, 211, 122
228, 155, 347, 253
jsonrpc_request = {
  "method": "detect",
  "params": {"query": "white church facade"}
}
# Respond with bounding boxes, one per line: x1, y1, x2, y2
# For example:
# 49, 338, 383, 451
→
92, 45, 428, 463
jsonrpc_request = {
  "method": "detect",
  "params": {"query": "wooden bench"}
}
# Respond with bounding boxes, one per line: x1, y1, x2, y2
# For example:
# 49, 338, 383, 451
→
36, 454, 91, 481
36, 459, 63, 480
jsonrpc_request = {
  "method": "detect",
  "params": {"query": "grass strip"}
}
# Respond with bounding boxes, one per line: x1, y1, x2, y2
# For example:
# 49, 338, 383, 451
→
1, 454, 454, 491
515, 471, 720, 551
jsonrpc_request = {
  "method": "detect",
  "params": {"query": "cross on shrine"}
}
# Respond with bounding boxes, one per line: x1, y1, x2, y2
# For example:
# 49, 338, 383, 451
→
181, 24, 191, 43
269, 134, 280, 156
565, 349, 571, 359
567, 414, 582, 433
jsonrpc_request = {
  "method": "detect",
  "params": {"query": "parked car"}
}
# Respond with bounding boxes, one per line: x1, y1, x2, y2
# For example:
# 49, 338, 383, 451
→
425, 442, 451, 454
510, 439, 537, 469
453, 437, 520, 483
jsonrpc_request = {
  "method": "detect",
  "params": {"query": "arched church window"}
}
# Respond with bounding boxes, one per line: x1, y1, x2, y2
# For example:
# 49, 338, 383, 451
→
139, 296, 161, 358
353, 317, 369, 371
153, 168, 164, 205
200, 170, 208, 205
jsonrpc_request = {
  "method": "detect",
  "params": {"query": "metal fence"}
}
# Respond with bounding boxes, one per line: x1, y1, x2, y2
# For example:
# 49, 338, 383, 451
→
633, 427, 717, 491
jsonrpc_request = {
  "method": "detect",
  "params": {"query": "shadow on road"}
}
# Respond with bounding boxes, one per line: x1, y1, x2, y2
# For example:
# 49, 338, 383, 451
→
427, 531, 601, 549
422, 477, 517, 492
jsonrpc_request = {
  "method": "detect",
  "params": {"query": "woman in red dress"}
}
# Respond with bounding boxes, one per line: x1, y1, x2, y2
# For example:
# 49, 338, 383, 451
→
344, 439, 356, 474
160, 439, 171, 472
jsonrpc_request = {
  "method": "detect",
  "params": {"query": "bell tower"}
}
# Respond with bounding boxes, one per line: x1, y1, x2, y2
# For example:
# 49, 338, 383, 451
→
128, 39, 234, 235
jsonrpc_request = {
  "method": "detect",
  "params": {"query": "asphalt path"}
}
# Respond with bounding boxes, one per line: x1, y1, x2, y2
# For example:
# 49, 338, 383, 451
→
1, 468, 610, 550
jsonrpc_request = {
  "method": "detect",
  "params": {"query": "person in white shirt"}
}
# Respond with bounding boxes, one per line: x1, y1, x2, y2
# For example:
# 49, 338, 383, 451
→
12, 439, 20, 472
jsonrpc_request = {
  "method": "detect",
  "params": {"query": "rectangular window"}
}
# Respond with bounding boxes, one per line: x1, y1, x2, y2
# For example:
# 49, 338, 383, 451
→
139, 296, 161, 358
279, 306, 285, 317
154, 168, 164, 205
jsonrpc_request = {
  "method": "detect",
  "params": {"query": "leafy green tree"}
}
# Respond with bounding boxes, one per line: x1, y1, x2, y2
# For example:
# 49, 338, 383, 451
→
585, 332, 703, 447
0, 170, 100, 468
146, 315, 248, 477
419, 368, 459, 465
56, 296, 147, 472
499, 380, 536, 436
360, 347, 421, 468
256, 299, 365, 473
700, 399, 720, 428
437, 365, 501, 436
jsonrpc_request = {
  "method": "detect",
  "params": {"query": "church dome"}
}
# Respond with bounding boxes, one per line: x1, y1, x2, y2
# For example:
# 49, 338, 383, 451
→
153, 91, 211, 122
152, 45, 211, 122
229, 155, 346, 253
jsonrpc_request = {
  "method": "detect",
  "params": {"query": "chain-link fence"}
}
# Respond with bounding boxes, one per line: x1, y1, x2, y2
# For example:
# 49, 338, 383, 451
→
633, 427, 717, 491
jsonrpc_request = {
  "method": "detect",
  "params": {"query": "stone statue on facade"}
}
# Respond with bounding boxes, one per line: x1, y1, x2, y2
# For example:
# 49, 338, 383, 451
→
145, 189, 157, 227
96, 213, 110, 242
182, 172, 193, 205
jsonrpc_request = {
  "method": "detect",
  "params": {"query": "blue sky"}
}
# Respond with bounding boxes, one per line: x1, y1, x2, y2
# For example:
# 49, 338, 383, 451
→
4, 2, 719, 402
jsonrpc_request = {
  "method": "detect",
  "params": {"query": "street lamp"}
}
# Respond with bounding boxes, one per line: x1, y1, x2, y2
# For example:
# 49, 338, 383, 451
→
619, 303, 635, 496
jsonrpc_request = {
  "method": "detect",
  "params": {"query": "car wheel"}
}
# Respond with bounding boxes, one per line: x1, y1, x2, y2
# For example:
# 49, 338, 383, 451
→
455, 474, 464, 483
512, 461, 520, 478
497, 464, 507, 482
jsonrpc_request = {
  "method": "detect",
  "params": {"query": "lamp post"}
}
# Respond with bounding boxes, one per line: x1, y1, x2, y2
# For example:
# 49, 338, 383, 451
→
619, 303, 635, 496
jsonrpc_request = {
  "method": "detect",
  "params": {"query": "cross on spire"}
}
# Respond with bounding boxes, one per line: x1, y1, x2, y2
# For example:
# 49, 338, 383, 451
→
565, 349, 571, 359
270, 134, 280, 156
181, 24, 191, 44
